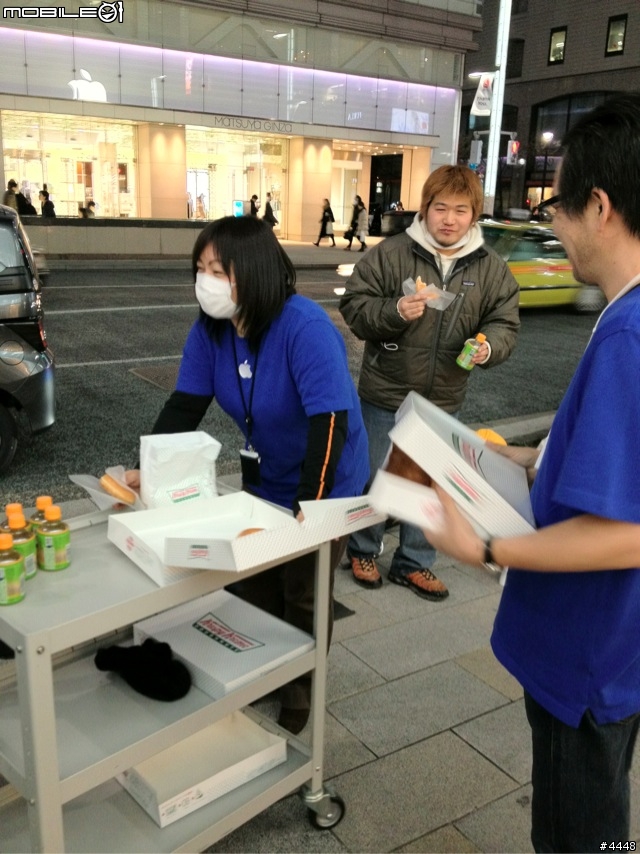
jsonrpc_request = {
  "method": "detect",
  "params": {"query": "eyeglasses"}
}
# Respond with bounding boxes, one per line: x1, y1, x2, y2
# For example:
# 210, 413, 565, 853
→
536, 194, 562, 219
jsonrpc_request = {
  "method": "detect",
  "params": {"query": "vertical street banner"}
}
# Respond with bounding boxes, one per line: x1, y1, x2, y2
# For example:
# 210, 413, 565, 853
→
471, 73, 495, 116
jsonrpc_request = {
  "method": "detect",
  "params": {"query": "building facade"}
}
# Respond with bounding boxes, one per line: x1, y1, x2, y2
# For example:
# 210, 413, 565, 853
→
460, 0, 637, 216
1, 0, 484, 238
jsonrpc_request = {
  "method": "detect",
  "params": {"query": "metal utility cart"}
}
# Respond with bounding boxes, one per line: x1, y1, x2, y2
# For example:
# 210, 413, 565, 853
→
0, 509, 344, 852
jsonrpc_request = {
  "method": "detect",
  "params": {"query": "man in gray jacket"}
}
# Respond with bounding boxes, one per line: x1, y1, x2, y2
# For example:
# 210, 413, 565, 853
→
340, 165, 520, 599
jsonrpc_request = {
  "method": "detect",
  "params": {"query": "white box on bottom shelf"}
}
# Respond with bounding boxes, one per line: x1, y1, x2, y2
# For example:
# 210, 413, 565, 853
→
133, 589, 314, 698
117, 710, 287, 827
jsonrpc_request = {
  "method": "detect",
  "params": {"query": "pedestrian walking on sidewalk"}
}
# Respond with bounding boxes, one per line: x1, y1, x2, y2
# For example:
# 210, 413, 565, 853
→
263, 193, 279, 228
344, 195, 363, 250
355, 200, 368, 252
339, 165, 519, 600
314, 199, 335, 246
426, 94, 640, 853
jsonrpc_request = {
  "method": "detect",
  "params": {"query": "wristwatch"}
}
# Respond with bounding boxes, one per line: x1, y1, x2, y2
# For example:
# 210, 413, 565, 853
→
482, 538, 502, 573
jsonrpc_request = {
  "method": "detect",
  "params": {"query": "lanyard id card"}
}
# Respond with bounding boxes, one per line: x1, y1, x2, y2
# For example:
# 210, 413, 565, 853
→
239, 448, 261, 486
233, 334, 262, 486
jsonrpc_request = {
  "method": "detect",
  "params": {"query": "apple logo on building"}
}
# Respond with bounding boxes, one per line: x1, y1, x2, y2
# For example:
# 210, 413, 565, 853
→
68, 69, 108, 103
238, 360, 253, 379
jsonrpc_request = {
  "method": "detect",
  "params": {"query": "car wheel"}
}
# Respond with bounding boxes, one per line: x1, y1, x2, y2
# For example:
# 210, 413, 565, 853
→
0, 405, 19, 473
575, 285, 606, 313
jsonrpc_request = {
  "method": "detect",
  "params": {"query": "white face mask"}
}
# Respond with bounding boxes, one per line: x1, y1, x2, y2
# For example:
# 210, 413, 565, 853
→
195, 272, 238, 319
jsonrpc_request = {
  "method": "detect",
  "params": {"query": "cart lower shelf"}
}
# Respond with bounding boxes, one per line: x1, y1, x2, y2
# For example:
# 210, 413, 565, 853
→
0, 742, 312, 853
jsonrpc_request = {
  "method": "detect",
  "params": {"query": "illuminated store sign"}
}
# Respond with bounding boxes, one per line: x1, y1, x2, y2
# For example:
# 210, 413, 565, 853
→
68, 69, 108, 103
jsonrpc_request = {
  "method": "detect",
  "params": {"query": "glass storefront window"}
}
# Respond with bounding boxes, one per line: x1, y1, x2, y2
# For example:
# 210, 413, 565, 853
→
2, 112, 137, 217
184, 127, 289, 224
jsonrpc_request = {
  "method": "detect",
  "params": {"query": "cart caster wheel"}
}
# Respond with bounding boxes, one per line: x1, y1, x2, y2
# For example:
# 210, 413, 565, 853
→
307, 795, 345, 829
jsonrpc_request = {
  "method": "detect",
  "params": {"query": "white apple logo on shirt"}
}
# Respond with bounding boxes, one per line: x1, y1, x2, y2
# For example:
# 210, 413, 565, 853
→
68, 69, 108, 103
238, 360, 253, 379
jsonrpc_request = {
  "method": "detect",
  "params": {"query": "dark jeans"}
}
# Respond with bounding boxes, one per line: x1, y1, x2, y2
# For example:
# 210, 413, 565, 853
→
347, 398, 436, 577
228, 535, 347, 711
524, 691, 640, 853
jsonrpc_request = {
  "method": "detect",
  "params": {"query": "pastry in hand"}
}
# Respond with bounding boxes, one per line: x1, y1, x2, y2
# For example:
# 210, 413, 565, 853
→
385, 443, 432, 487
100, 473, 137, 505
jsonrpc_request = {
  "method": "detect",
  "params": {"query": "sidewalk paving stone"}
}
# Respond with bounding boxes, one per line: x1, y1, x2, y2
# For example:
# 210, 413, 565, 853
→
330, 731, 518, 853
328, 660, 510, 757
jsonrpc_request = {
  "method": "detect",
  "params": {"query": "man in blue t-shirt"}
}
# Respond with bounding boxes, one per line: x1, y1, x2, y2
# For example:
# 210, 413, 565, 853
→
423, 94, 640, 852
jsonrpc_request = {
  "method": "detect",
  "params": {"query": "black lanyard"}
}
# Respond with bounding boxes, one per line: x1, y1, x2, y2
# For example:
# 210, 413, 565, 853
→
231, 332, 260, 451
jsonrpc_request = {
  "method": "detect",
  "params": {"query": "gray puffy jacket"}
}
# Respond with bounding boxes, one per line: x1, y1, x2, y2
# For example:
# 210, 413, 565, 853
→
339, 231, 520, 412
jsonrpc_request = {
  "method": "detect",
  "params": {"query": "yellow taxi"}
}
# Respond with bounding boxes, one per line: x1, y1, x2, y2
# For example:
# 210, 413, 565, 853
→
480, 220, 604, 311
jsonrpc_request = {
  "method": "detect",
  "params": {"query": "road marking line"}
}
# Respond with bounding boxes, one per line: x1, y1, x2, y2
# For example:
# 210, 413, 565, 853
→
45, 283, 193, 289
46, 299, 338, 315
46, 304, 196, 315
56, 355, 182, 368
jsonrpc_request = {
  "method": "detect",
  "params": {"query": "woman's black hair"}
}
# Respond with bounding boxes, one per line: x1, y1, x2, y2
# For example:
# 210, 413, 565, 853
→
192, 215, 297, 350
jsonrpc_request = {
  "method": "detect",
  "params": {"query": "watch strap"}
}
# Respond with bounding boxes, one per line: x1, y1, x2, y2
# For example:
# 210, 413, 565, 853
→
483, 538, 502, 573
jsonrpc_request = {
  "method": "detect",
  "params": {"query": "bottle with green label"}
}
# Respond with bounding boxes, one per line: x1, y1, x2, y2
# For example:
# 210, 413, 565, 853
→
36, 505, 71, 572
29, 495, 53, 532
456, 332, 487, 371
7, 513, 37, 580
0, 533, 26, 605
0, 503, 24, 534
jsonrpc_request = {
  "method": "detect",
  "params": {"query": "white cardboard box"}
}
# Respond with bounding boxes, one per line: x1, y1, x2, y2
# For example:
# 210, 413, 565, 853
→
133, 589, 314, 698
116, 710, 286, 827
368, 469, 445, 533
368, 391, 535, 540
108, 491, 385, 585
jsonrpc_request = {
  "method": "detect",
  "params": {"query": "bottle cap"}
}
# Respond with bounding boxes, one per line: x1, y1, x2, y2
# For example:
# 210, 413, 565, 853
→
7, 514, 26, 529
44, 505, 62, 522
0, 533, 14, 550
5, 503, 22, 517
476, 333, 487, 343
35, 495, 53, 511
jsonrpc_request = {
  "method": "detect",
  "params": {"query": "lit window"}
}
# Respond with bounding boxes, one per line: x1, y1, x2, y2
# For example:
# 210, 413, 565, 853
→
606, 15, 627, 56
548, 27, 567, 65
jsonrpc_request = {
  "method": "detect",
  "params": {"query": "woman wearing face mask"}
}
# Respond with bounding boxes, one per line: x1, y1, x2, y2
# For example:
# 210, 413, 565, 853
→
126, 215, 369, 734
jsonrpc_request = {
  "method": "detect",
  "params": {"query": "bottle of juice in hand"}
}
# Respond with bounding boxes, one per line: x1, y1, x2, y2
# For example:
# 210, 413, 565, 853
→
456, 332, 487, 371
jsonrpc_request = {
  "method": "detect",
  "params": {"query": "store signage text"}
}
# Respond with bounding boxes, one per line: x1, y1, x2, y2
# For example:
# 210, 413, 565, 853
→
213, 116, 293, 134
3, 1, 123, 21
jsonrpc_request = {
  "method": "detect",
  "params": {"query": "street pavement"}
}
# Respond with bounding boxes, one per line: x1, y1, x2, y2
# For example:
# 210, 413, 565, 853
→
10, 240, 624, 853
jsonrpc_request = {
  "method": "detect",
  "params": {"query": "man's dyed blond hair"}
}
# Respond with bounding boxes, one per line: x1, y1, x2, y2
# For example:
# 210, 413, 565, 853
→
420, 165, 483, 222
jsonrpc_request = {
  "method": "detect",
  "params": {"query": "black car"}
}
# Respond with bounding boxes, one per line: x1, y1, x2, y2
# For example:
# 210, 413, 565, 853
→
0, 205, 55, 471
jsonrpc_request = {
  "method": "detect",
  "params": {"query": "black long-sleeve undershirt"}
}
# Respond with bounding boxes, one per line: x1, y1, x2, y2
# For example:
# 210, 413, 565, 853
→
150, 390, 348, 514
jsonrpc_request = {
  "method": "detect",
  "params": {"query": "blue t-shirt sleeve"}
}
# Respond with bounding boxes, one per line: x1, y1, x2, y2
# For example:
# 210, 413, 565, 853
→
286, 313, 356, 416
550, 326, 640, 523
175, 320, 216, 398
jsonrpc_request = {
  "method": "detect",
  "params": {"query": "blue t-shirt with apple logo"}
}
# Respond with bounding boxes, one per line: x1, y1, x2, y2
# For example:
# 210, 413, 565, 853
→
176, 294, 369, 509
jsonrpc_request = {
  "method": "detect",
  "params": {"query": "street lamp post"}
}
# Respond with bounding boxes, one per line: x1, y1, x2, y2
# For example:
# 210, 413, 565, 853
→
483, 0, 513, 216
540, 131, 554, 202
